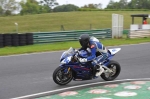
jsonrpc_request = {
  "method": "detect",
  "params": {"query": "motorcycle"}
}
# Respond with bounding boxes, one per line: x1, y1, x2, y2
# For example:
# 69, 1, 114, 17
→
53, 47, 121, 85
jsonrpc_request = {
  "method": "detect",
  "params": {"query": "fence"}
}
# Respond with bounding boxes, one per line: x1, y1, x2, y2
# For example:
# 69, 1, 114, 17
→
33, 29, 112, 44
0, 29, 112, 48
129, 30, 150, 38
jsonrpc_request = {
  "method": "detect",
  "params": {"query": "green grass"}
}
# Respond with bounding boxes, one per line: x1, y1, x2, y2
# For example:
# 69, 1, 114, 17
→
0, 37, 150, 56
0, 11, 148, 33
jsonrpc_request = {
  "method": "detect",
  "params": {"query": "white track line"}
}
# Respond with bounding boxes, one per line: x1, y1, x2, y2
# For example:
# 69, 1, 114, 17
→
0, 50, 64, 58
1, 42, 150, 58
11, 78, 150, 99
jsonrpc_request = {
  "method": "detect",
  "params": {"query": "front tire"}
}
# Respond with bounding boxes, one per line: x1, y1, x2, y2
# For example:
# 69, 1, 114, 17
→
53, 67, 73, 85
101, 60, 121, 81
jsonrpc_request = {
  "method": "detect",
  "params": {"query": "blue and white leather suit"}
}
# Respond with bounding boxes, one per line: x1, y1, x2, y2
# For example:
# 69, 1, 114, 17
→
84, 36, 108, 65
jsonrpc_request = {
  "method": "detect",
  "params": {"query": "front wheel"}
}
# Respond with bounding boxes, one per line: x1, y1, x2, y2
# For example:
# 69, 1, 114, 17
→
53, 66, 73, 85
101, 60, 121, 81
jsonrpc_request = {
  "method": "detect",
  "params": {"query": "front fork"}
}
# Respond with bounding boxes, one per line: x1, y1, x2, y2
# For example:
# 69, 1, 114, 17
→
66, 67, 71, 74
97, 64, 113, 73
102, 65, 113, 73
60, 64, 74, 77
63, 66, 71, 74
102, 59, 114, 73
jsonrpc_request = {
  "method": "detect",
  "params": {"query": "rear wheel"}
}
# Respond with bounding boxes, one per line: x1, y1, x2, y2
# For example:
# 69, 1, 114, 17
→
53, 67, 73, 85
101, 60, 121, 81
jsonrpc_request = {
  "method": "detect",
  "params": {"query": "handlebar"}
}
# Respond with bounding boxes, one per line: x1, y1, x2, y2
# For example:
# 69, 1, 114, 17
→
72, 51, 81, 63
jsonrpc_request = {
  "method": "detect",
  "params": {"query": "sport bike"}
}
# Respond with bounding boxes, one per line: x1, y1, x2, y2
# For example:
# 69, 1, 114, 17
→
53, 47, 121, 85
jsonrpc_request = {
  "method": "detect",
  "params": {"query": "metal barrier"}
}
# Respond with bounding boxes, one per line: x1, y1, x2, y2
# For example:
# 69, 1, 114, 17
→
33, 29, 112, 44
129, 30, 150, 38
123, 29, 129, 34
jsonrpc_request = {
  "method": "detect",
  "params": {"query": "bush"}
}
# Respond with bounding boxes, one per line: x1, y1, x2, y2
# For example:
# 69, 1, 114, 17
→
5, 10, 11, 16
53, 4, 79, 12
78, 8, 150, 11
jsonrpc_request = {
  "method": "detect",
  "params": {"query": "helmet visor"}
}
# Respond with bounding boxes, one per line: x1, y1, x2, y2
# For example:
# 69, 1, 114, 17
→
79, 40, 88, 48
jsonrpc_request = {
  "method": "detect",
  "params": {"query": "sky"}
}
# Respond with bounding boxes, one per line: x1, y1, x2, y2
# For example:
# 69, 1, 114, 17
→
16, 0, 123, 9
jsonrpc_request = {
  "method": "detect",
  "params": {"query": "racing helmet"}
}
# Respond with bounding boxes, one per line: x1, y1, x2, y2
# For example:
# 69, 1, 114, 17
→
79, 34, 90, 49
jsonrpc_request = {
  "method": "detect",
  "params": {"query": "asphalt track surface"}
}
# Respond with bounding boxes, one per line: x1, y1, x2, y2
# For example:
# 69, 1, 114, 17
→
0, 43, 150, 99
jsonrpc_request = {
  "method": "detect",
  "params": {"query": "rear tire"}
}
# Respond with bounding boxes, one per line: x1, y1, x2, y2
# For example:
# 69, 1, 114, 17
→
101, 60, 121, 81
53, 67, 73, 85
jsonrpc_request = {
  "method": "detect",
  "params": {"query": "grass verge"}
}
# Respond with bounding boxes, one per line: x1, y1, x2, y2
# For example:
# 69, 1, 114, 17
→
0, 11, 148, 33
0, 37, 150, 56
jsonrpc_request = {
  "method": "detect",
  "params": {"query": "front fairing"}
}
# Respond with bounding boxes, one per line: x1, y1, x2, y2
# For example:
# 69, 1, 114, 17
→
103, 51, 115, 66
60, 47, 76, 62
60, 62, 80, 67
60, 51, 68, 61
61, 56, 73, 64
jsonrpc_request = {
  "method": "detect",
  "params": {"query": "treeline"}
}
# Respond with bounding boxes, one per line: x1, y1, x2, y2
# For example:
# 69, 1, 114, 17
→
0, 0, 59, 16
0, 0, 79, 16
106, 0, 150, 9
78, 8, 150, 11
0, 0, 150, 16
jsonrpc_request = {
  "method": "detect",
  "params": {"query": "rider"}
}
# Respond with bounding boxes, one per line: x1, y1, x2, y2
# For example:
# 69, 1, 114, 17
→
78, 34, 108, 77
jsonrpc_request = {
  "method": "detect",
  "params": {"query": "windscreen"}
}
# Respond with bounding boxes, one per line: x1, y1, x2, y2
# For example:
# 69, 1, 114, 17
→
60, 47, 75, 61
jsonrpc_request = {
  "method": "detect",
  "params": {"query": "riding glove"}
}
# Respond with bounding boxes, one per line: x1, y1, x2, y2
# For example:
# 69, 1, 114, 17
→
78, 58, 87, 62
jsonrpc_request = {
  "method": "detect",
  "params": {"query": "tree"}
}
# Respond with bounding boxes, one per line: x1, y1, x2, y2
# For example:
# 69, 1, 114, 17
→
82, 3, 100, 9
0, 0, 5, 7
40, 0, 59, 9
106, 0, 116, 9
119, 0, 128, 9
127, 0, 140, 9
53, 4, 79, 12
0, 6, 3, 15
0, 0, 20, 15
82, 5, 88, 8
5, 10, 11, 16
106, 0, 150, 9
94, 3, 103, 9
20, 0, 49, 15
106, 0, 128, 9
128, 0, 150, 9
88, 4, 96, 9
39, 5, 50, 13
